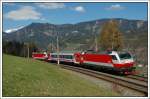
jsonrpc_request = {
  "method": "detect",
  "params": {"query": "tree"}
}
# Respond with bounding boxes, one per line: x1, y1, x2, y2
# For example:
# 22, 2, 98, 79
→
3, 40, 38, 58
99, 20, 123, 51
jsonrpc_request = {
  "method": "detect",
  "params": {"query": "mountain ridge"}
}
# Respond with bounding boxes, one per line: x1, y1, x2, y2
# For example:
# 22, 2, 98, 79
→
3, 18, 148, 51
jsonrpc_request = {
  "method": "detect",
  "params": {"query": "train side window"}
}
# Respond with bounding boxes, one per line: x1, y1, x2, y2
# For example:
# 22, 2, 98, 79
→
111, 55, 117, 60
70, 55, 73, 59
54, 55, 57, 58
67, 55, 69, 59
66, 55, 69, 59
64, 55, 66, 58
69, 55, 73, 59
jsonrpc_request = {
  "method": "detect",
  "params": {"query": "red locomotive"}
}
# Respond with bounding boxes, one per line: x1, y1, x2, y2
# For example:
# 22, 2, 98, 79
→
73, 51, 134, 74
32, 51, 135, 74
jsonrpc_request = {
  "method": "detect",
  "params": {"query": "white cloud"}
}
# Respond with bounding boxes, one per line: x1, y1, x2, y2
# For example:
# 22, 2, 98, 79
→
36, 3, 65, 9
73, 6, 85, 12
4, 6, 42, 21
106, 4, 125, 10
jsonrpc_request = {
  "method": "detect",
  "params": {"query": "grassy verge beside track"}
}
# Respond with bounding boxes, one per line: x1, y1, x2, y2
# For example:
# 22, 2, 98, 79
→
3, 54, 119, 96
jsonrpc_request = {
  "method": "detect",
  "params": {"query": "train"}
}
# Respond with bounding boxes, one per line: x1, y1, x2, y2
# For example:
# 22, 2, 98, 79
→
32, 50, 135, 74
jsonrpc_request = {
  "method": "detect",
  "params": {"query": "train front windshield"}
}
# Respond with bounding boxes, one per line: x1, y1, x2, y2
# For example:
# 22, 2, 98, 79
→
119, 53, 132, 60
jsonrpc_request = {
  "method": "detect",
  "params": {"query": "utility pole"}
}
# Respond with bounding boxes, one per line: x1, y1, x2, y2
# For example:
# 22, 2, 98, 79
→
24, 42, 29, 58
93, 21, 98, 52
95, 36, 98, 52
51, 41, 53, 52
57, 32, 60, 65
112, 31, 114, 50
24, 28, 30, 58
24, 43, 26, 57
27, 43, 29, 59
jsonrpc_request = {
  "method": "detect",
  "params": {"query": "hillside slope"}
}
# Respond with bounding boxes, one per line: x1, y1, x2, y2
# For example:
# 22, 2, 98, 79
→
3, 54, 119, 96
3, 18, 147, 50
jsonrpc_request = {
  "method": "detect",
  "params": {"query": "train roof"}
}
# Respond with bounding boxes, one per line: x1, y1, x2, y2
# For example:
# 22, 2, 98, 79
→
51, 52, 74, 55
50, 51, 131, 56
50, 50, 82, 55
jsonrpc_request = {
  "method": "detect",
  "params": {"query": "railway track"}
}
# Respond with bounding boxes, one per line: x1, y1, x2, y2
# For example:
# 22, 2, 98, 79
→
59, 64, 148, 96
126, 75, 148, 82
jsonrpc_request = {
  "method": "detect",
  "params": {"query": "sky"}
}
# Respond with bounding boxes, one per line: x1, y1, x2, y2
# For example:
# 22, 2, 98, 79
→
2, 2, 148, 31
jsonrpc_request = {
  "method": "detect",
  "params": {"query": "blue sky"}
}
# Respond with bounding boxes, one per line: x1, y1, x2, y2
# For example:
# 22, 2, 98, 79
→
3, 2, 148, 31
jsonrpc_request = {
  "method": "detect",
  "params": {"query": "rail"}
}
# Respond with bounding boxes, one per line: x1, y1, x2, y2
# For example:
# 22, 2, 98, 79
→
59, 64, 148, 96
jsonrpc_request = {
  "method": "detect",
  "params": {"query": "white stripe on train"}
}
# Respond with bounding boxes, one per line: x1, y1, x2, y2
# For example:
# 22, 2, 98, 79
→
83, 61, 113, 67
50, 58, 113, 67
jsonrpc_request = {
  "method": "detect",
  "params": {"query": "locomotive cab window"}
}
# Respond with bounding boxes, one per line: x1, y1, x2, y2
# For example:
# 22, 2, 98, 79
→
111, 55, 117, 60
119, 53, 131, 60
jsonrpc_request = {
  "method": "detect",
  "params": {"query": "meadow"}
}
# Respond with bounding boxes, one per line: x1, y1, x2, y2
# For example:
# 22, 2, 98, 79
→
3, 54, 119, 96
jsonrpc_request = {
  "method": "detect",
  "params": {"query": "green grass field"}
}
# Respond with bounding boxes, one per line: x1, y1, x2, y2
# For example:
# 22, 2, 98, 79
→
3, 54, 119, 96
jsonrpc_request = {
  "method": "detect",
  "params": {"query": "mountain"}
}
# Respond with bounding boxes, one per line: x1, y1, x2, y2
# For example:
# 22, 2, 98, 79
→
2, 18, 148, 51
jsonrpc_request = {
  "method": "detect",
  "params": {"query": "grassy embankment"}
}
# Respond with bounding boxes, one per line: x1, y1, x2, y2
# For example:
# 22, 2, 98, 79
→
3, 54, 119, 96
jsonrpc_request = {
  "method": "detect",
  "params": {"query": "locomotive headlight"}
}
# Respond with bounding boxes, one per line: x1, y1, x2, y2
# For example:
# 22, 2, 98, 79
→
125, 60, 129, 63
122, 59, 133, 63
